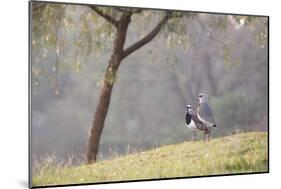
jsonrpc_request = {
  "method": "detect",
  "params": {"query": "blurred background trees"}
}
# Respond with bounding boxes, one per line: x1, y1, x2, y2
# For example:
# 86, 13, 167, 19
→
31, 2, 268, 164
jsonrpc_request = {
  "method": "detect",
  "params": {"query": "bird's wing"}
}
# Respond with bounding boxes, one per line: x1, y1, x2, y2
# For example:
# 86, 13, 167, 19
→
185, 112, 192, 124
198, 103, 216, 125
188, 109, 206, 130
191, 112, 203, 124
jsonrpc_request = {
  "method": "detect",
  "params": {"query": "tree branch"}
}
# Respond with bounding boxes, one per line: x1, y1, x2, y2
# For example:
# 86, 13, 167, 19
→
88, 6, 118, 27
122, 12, 171, 59
115, 7, 142, 14
196, 15, 224, 45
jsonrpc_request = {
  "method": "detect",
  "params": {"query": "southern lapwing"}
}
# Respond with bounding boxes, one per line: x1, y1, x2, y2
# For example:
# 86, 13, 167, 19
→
197, 93, 217, 141
185, 105, 209, 141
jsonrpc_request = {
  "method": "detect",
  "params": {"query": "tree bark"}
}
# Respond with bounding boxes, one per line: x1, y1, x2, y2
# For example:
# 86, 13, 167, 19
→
86, 13, 131, 164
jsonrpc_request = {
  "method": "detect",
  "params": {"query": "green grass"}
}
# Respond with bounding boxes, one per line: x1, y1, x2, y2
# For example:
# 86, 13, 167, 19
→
33, 132, 268, 187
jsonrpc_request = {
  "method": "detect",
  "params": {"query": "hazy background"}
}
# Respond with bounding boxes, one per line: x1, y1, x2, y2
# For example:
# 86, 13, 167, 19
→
31, 5, 268, 163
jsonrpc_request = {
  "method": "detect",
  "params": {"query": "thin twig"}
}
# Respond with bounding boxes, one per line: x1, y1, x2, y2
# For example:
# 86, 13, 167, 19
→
196, 16, 225, 45
115, 7, 142, 14
88, 6, 118, 27
122, 12, 172, 59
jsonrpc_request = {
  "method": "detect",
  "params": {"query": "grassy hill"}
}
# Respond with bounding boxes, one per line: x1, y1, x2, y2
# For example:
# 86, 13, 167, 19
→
33, 132, 268, 187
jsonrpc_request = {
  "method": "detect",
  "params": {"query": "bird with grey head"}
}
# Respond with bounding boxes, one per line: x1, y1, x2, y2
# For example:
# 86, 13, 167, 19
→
197, 93, 217, 141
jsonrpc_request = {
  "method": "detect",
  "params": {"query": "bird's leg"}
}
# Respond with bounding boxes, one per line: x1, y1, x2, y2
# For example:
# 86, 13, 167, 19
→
192, 130, 197, 141
193, 130, 197, 141
194, 130, 197, 141
203, 131, 206, 142
207, 128, 211, 141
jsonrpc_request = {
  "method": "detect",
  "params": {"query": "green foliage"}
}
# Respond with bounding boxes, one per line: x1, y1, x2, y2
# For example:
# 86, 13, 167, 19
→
255, 22, 268, 49
32, 3, 67, 50
33, 132, 268, 186
31, 3, 268, 91
222, 44, 241, 69
206, 14, 229, 31
210, 92, 265, 135
231, 16, 268, 49
163, 14, 191, 51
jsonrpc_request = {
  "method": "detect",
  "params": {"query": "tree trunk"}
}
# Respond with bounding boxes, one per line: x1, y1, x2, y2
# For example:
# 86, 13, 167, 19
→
86, 72, 113, 163
86, 14, 131, 164
86, 11, 171, 164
